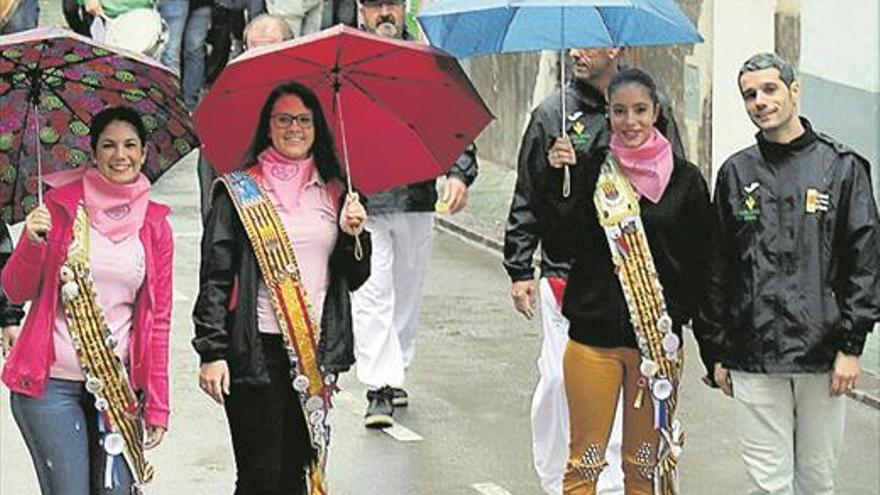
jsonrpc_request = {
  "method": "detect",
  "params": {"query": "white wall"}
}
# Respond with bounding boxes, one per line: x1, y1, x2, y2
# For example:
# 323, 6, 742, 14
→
710, 0, 776, 184
801, 0, 879, 93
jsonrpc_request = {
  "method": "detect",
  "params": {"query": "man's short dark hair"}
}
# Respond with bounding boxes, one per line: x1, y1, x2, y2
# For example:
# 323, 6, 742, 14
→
738, 53, 797, 87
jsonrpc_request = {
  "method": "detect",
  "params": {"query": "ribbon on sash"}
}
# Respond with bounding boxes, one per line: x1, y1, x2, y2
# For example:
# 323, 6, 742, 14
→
220, 168, 335, 495
60, 204, 153, 493
593, 155, 684, 495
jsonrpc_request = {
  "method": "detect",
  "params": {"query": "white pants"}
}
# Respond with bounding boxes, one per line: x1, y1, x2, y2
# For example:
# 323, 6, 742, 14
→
353, 212, 434, 389
730, 371, 847, 495
534, 279, 624, 494
265, 0, 324, 37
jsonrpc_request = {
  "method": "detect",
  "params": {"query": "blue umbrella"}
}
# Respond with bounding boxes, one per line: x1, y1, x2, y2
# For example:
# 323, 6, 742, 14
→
418, 0, 702, 197
417, 0, 703, 59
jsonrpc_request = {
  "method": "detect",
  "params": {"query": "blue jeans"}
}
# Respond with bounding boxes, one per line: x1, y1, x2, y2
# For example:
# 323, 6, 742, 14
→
0, 0, 39, 35
10, 379, 134, 495
159, 2, 213, 110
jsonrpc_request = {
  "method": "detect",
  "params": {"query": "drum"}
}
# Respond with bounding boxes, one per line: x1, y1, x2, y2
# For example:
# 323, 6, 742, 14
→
0, 0, 23, 30
104, 8, 168, 58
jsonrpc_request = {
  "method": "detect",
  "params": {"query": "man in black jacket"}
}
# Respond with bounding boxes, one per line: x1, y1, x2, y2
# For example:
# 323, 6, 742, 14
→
351, 0, 479, 429
700, 52, 880, 495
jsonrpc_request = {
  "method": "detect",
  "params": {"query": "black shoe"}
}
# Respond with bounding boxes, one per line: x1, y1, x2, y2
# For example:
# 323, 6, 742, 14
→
390, 387, 408, 407
364, 387, 394, 429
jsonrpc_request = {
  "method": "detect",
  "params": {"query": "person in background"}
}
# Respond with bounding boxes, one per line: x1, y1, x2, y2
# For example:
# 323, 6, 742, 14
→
265, 0, 323, 37
1, 0, 39, 35
351, 0, 479, 429
159, 0, 214, 110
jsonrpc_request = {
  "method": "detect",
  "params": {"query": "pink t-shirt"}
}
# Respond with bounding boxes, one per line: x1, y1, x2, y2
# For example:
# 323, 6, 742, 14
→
50, 229, 146, 380
256, 172, 340, 334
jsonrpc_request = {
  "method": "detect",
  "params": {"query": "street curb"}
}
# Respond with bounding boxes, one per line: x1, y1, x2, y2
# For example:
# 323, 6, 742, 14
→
849, 371, 880, 409
434, 216, 504, 254
434, 215, 880, 411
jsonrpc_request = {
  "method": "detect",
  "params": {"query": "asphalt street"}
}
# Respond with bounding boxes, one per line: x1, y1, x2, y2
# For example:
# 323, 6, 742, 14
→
1, 153, 878, 495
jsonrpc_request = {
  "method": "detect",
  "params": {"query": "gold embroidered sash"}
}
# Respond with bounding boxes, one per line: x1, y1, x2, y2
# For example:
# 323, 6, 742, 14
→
220, 168, 334, 495
594, 156, 684, 495
60, 205, 154, 490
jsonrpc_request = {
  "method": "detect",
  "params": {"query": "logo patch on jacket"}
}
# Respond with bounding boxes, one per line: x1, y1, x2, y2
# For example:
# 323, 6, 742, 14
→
805, 188, 830, 213
568, 119, 592, 150
738, 194, 761, 222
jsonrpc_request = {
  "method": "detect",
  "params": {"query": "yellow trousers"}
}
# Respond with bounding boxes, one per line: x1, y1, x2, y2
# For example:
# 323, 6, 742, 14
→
563, 341, 660, 495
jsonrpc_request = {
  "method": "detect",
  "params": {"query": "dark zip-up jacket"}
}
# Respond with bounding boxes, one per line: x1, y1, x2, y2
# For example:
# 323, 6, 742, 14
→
364, 145, 478, 215
556, 150, 712, 349
503, 79, 685, 282
192, 185, 371, 384
0, 223, 24, 327
697, 119, 880, 374
363, 30, 479, 216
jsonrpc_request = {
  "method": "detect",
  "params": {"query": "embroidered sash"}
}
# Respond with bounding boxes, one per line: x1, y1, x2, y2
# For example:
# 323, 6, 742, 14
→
60, 205, 154, 490
593, 156, 684, 495
220, 168, 334, 495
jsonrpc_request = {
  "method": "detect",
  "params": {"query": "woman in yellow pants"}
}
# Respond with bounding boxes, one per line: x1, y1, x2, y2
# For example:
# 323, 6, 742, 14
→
547, 68, 712, 494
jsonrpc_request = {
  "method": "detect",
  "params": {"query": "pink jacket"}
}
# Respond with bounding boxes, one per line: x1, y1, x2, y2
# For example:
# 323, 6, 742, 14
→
1, 181, 174, 428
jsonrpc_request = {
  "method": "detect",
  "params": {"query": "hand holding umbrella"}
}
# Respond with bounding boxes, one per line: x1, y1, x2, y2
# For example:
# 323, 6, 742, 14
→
23, 203, 51, 241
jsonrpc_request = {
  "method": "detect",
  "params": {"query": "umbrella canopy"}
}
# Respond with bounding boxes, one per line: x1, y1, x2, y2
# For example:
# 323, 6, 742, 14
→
417, 0, 703, 59
194, 25, 493, 195
0, 27, 198, 223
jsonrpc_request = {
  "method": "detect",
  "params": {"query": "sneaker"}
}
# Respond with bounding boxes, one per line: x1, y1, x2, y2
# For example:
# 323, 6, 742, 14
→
364, 387, 394, 429
390, 387, 409, 407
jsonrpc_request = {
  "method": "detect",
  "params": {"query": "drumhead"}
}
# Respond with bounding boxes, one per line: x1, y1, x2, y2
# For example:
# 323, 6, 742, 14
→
105, 8, 163, 54
0, 0, 24, 28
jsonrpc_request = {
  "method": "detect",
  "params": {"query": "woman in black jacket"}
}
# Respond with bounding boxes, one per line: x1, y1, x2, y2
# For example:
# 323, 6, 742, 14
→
547, 69, 712, 495
192, 81, 370, 495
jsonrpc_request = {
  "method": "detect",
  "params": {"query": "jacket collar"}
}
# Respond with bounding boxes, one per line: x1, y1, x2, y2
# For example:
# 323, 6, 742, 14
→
756, 117, 817, 161
569, 78, 607, 113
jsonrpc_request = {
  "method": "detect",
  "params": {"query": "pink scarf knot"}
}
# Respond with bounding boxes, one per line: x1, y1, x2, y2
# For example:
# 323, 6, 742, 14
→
83, 167, 151, 242
258, 147, 321, 213
609, 128, 674, 204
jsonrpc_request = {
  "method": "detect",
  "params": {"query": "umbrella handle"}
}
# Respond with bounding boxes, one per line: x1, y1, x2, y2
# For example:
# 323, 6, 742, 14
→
33, 103, 43, 206
559, 50, 570, 199
563, 165, 571, 198
354, 234, 363, 261
334, 87, 364, 260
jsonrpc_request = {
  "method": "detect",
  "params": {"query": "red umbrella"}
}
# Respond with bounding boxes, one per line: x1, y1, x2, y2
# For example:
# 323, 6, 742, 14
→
193, 25, 493, 195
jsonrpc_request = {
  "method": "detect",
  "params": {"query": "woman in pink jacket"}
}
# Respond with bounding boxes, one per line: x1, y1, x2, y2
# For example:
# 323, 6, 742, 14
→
1, 106, 173, 495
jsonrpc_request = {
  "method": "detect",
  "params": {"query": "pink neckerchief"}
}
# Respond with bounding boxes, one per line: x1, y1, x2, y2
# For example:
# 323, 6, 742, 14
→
609, 128, 674, 204
258, 147, 319, 214
82, 168, 150, 243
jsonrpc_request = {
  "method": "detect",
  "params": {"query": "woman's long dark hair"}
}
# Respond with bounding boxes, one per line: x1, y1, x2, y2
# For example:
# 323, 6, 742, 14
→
242, 81, 343, 184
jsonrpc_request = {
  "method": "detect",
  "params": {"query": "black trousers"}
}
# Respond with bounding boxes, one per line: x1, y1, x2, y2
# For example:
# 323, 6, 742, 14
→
224, 334, 312, 495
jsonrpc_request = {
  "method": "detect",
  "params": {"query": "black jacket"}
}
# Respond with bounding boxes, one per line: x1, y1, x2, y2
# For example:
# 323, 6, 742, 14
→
0, 223, 24, 327
363, 30, 479, 216
557, 152, 711, 349
192, 186, 371, 385
697, 119, 880, 374
365, 144, 479, 215
503, 79, 685, 282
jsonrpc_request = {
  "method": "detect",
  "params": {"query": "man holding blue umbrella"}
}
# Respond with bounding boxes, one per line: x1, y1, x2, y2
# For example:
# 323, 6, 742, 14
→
351, 0, 480, 429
